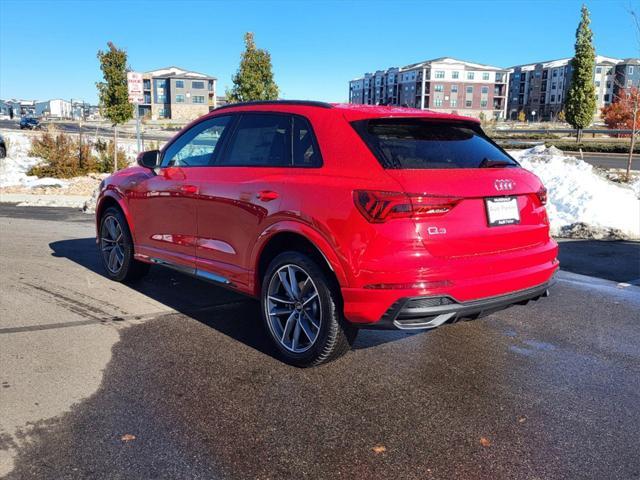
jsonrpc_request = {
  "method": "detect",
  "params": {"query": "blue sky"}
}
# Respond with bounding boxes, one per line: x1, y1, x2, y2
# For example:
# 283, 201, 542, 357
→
0, 0, 638, 104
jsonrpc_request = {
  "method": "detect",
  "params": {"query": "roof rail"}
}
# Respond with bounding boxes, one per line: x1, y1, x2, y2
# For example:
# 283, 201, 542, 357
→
213, 100, 333, 111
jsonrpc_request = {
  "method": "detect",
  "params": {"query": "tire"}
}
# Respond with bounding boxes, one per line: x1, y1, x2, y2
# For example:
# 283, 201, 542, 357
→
261, 251, 357, 367
98, 206, 149, 282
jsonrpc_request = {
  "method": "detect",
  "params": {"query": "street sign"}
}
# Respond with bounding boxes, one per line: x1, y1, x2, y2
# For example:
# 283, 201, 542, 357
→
127, 72, 144, 104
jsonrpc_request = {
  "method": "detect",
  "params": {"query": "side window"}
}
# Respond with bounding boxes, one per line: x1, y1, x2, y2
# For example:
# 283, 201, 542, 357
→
162, 115, 231, 167
292, 116, 322, 167
218, 114, 291, 166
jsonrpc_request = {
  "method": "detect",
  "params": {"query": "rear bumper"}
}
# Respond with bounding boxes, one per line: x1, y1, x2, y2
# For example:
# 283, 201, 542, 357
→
363, 279, 554, 330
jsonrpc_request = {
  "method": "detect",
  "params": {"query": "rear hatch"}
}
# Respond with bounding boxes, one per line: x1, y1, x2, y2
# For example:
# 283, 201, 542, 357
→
352, 118, 549, 258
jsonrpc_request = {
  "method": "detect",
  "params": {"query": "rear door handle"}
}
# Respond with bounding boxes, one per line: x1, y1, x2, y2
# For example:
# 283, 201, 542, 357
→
256, 190, 279, 202
179, 185, 198, 195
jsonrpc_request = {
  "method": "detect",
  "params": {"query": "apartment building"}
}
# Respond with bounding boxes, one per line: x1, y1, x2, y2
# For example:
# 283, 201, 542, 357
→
613, 58, 640, 100
349, 57, 510, 119
35, 99, 73, 119
507, 56, 639, 121
138, 66, 217, 121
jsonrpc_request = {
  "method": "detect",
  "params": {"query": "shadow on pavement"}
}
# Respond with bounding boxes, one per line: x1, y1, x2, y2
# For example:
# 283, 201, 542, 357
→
49, 238, 418, 356
557, 240, 640, 283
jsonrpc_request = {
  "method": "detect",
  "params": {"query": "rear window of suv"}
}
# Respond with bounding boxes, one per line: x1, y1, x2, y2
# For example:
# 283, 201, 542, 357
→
352, 118, 518, 169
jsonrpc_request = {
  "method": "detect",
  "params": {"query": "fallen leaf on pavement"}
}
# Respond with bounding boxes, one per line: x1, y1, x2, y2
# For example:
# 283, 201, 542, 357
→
121, 434, 136, 442
372, 444, 387, 454
518, 416, 527, 423
480, 437, 491, 447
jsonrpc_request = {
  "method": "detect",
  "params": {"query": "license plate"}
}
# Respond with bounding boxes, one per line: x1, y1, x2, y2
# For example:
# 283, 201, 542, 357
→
485, 196, 520, 226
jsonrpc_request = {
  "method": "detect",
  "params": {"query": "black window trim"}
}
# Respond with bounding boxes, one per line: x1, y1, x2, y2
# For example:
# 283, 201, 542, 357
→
213, 111, 324, 169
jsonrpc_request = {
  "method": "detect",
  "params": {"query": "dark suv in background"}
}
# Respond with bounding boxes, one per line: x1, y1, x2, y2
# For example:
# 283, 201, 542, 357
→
19, 117, 40, 130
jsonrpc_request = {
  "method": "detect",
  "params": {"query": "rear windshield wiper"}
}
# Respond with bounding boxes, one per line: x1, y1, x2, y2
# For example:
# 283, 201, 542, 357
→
479, 158, 514, 168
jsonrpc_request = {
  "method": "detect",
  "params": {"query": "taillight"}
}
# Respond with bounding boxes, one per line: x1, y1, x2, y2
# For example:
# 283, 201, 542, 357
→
536, 186, 548, 206
354, 190, 461, 223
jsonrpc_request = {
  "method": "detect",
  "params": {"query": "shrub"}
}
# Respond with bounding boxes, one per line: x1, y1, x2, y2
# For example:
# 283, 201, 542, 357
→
94, 138, 128, 173
28, 129, 98, 178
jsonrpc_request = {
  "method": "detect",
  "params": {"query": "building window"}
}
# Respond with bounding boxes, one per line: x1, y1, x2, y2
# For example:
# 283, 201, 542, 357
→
450, 98, 457, 107
157, 95, 167, 103
482, 72, 490, 81
192, 81, 205, 89
192, 95, 205, 104
452, 71, 459, 79
551, 83, 556, 90
629, 79, 634, 87
158, 108, 168, 118
451, 84, 458, 93
553, 70, 558, 77
143, 79, 151, 90
481, 86, 489, 94
551, 95, 555, 102
434, 98, 443, 107
176, 94, 185, 103
596, 67, 602, 74
595, 81, 600, 87
465, 100, 472, 107
606, 81, 611, 89
176, 80, 184, 88
467, 72, 474, 80
466, 86, 473, 94
604, 94, 610, 102
434, 84, 444, 92
435, 71, 445, 78
480, 100, 488, 108
629, 66, 635, 74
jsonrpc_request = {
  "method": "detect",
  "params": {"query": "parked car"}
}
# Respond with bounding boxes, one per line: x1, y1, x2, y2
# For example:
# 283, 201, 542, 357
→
0, 134, 6, 158
96, 101, 558, 367
19, 117, 40, 130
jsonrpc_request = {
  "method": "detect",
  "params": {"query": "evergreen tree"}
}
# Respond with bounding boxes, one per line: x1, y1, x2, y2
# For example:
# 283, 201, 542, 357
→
227, 33, 279, 103
565, 5, 596, 141
96, 42, 133, 171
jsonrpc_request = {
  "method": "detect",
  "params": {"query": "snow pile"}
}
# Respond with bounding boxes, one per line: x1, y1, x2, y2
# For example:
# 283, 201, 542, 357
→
511, 146, 640, 239
0, 131, 45, 188
0, 130, 136, 210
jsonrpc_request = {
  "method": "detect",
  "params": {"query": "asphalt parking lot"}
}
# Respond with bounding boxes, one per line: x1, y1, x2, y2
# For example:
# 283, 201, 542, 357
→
1, 204, 639, 479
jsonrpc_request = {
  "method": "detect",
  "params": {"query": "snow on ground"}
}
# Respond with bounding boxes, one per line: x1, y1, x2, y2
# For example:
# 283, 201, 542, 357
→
0, 130, 137, 211
510, 145, 640, 239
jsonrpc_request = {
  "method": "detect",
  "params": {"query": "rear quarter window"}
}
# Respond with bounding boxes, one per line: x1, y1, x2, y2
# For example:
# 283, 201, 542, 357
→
352, 118, 518, 169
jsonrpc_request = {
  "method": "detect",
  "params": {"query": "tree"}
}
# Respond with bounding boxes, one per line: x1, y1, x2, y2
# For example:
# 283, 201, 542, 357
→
565, 5, 597, 141
603, 87, 640, 180
227, 32, 279, 103
557, 110, 566, 123
96, 42, 133, 171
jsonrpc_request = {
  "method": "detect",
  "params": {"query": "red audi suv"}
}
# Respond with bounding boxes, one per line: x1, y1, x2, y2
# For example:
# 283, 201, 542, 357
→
96, 101, 558, 366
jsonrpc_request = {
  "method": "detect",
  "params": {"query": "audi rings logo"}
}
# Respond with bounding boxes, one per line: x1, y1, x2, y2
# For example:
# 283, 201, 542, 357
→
494, 179, 516, 191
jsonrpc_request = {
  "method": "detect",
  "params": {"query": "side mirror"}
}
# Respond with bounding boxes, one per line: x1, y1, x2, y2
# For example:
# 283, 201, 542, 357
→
137, 150, 160, 170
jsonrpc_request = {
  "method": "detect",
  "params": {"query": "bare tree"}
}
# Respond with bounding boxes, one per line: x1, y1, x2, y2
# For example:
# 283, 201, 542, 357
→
621, 6, 640, 180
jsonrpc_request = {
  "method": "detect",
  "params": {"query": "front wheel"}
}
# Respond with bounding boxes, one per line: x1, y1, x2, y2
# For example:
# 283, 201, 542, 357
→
261, 252, 357, 367
99, 206, 149, 282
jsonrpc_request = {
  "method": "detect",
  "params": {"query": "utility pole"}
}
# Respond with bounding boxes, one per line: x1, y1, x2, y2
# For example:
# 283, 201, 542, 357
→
420, 67, 426, 110
113, 124, 118, 173
135, 103, 141, 154
627, 92, 638, 181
